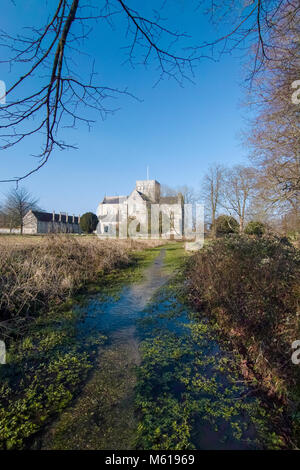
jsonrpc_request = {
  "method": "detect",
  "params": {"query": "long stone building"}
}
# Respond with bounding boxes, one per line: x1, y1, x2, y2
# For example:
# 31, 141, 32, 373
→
23, 210, 81, 234
97, 179, 184, 238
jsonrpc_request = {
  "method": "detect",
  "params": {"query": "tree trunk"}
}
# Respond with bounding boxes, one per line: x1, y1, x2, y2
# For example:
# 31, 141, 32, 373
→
239, 217, 244, 234
211, 212, 216, 239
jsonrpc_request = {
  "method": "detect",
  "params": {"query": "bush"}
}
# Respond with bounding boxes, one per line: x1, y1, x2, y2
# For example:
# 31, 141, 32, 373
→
245, 221, 266, 237
215, 215, 239, 236
0, 236, 163, 328
80, 212, 98, 233
185, 235, 300, 403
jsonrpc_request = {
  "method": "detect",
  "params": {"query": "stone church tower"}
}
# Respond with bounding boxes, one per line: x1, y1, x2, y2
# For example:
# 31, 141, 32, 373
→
135, 180, 160, 203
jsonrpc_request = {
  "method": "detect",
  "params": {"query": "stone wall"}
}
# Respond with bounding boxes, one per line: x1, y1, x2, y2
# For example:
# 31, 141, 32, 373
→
135, 180, 160, 203
23, 211, 38, 234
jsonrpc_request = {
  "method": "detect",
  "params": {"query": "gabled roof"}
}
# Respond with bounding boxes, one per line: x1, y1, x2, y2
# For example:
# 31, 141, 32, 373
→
30, 210, 80, 224
127, 189, 152, 203
136, 191, 152, 202
102, 196, 127, 204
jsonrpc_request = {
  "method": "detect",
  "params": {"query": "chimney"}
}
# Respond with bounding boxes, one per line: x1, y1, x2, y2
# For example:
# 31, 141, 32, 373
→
72, 214, 75, 223
59, 212, 62, 222
66, 212, 68, 224
78, 215, 80, 224
52, 211, 55, 222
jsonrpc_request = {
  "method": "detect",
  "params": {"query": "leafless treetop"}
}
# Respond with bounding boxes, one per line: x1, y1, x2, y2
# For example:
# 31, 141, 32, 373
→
0, 0, 298, 183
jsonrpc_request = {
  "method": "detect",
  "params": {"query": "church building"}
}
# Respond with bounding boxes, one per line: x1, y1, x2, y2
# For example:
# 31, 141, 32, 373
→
97, 179, 184, 238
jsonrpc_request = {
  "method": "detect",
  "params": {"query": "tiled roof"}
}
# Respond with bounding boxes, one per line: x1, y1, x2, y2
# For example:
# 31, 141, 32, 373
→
31, 211, 80, 224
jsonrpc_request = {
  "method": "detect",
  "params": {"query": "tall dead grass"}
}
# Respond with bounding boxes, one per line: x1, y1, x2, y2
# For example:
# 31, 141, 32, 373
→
0, 235, 163, 334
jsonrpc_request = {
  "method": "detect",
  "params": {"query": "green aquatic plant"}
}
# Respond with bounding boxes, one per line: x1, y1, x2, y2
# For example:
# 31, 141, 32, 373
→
185, 235, 300, 447
135, 277, 283, 450
0, 301, 103, 449
0, 244, 168, 449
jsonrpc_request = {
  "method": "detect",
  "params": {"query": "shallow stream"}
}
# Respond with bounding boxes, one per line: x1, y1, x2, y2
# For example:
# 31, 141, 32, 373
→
40, 247, 269, 450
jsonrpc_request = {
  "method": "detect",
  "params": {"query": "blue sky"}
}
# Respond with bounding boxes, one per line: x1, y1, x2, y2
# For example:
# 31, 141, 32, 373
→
0, 0, 250, 214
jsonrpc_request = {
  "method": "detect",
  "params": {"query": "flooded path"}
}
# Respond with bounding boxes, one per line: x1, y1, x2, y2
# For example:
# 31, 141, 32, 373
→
41, 249, 170, 449
40, 246, 271, 450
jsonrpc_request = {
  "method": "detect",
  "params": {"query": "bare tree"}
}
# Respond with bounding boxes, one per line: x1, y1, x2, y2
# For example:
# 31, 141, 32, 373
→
0, 1, 203, 184
3, 187, 40, 234
201, 164, 225, 238
200, 1, 300, 81
246, 192, 274, 226
243, 1, 300, 238
223, 165, 257, 233
161, 184, 197, 203
160, 184, 178, 198
1, 1, 297, 183
177, 185, 198, 205
246, 51, 299, 204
